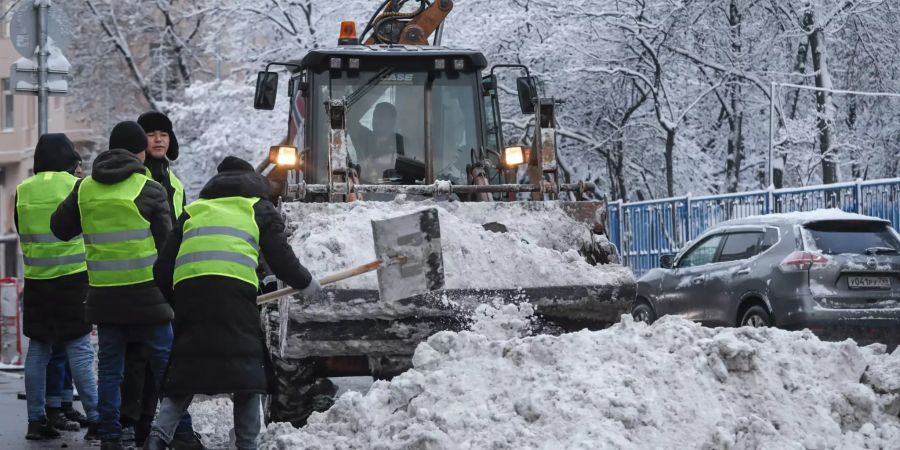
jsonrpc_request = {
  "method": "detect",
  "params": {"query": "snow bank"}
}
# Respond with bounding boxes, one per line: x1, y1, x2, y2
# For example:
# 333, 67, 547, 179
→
259, 309, 900, 450
188, 397, 235, 448
285, 198, 633, 291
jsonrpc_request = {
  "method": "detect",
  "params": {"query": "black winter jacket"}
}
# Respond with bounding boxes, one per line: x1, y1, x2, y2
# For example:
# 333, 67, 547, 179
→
16, 134, 92, 343
51, 149, 174, 325
145, 157, 185, 224
154, 170, 313, 395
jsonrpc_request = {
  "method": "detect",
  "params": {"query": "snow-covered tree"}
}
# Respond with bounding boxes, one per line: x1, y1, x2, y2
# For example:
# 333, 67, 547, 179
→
63, 0, 900, 198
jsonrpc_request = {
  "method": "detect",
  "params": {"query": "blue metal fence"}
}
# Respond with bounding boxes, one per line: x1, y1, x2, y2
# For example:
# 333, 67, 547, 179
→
608, 178, 900, 276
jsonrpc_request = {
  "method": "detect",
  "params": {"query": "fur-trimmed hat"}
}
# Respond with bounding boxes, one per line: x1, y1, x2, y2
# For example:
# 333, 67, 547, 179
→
137, 111, 179, 160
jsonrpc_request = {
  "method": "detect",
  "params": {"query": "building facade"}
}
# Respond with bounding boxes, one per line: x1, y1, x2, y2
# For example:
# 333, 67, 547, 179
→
0, 10, 94, 277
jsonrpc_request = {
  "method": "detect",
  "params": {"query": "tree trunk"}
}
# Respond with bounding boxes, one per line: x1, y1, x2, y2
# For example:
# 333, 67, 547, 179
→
724, 0, 744, 193
606, 141, 627, 200
665, 128, 676, 197
775, 37, 810, 189
804, 10, 837, 184
847, 99, 862, 179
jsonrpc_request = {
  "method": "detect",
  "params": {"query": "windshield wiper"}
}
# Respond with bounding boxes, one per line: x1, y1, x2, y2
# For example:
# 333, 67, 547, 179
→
865, 246, 898, 255
342, 66, 394, 109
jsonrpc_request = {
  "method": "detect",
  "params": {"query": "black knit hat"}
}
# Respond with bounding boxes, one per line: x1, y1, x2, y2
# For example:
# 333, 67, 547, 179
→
34, 133, 79, 174
217, 156, 255, 173
137, 111, 179, 160
109, 121, 148, 154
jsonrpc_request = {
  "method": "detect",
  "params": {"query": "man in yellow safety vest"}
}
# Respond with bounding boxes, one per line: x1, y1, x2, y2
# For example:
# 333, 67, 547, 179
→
142, 157, 322, 450
118, 111, 194, 448
51, 121, 182, 450
17, 134, 99, 442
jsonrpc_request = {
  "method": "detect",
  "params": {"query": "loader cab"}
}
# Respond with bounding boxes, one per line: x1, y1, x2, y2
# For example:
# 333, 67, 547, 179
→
293, 47, 490, 188
256, 45, 555, 202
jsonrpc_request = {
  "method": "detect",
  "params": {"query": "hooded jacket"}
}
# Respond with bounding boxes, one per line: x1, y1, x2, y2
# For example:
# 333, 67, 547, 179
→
153, 168, 313, 395
51, 149, 174, 325
15, 134, 91, 343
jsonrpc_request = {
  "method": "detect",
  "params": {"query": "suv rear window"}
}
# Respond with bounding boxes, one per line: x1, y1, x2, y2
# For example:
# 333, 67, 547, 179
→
803, 221, 900, 255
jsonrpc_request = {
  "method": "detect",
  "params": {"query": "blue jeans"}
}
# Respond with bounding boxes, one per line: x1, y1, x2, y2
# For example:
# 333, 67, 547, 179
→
25, 334, 98, 423
96, 323, 193, 441
151, 394, 262, 450
46, 347, 74, 408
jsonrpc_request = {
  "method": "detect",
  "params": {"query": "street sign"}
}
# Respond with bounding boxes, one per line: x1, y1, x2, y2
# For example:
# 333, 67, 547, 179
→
9, 0, 73, 58
6, 0, 72, 135
11, 61, 68, 97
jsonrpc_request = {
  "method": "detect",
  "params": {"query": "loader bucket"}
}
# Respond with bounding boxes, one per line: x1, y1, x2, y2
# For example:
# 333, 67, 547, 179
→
272, 199, 636, 359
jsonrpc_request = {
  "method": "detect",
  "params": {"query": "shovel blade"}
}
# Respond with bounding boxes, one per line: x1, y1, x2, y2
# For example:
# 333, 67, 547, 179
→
372, 208, 444, 302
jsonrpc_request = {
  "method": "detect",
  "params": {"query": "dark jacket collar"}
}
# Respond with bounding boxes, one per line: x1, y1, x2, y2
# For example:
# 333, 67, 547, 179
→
144, 156, 170, 183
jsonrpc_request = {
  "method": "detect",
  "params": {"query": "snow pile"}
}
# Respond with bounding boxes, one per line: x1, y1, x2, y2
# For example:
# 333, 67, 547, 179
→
188, 397, 235, 449
259, 310, 900, 449
285, 198, 633, 291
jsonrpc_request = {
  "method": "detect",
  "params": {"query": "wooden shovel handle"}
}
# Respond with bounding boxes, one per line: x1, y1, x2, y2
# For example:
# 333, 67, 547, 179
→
256, 256, 406, 306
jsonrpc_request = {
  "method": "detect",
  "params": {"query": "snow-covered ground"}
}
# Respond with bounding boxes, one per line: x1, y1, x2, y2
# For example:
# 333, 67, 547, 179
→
190, 304, 900, 449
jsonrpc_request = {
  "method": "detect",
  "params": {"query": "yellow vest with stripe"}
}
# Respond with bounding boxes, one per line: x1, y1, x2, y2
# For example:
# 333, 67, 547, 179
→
142, 167, 185, 219
16, 172, 86, 280
170, 170, 185, 219
77, 173, 158, 287
174, 197, 260, 288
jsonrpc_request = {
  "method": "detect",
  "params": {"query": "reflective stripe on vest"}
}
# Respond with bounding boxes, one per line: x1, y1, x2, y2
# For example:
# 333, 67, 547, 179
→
77, 173, 157, 287
16, 172, 87, 280
174, 197, 260, 287
170, 171, 185, 219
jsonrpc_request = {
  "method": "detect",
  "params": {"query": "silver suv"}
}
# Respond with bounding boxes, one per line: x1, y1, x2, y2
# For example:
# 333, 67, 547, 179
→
632, 210, 900, 347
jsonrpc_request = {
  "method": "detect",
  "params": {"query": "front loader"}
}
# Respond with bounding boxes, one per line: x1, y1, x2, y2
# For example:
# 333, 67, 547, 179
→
252, 0, 636, 425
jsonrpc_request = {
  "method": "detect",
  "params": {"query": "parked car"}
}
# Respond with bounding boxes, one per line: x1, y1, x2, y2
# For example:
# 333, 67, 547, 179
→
632, 209, 900, 348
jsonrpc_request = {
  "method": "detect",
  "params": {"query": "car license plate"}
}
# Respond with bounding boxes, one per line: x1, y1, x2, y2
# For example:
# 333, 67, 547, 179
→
847, 276, 891, 289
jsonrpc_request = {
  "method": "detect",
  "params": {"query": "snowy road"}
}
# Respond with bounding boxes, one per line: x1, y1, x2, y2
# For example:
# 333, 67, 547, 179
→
0, 371, 372, 450
0, 369, 96, 449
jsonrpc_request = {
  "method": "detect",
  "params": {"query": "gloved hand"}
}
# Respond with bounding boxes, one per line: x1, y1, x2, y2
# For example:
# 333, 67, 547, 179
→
299, 278, 324, 300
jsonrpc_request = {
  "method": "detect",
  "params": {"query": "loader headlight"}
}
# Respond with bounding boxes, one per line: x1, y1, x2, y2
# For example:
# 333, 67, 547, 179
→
270, 145, 300, 168
503, 146, 525, 167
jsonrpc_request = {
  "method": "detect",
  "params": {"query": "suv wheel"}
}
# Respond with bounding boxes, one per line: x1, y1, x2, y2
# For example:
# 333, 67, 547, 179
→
740, 305, 772, 328
631, 301, 657, 324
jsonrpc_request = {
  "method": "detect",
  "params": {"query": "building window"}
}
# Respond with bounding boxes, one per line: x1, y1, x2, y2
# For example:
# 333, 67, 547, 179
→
2, 79, 13, 130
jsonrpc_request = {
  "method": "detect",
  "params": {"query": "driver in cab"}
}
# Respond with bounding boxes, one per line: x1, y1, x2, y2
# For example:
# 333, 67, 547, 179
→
352, 102, 405, 182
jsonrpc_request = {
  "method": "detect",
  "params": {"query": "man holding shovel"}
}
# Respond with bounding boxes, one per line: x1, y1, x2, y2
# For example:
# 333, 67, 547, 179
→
144, 156, 321, 450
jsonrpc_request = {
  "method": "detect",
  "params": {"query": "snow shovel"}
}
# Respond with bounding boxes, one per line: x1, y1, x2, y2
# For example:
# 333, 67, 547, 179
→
256, 208, 444, 305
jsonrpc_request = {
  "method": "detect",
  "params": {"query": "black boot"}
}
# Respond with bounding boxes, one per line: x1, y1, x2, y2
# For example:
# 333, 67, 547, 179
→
135, 415, 153, 446
100, 439, 126, 450
47, 407, 80, 431
170, 431, 205, 450
121, 425, 136, 442
142, 434, 168, 450
84, 422, 101, 441
62, 402, 91, 426
25, 419, 61, 440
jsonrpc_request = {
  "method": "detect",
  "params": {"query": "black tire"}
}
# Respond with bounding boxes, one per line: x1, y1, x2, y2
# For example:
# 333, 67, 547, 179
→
631, 301, 657, 324
740, 305, 772, 328
265, 356, 337, 427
